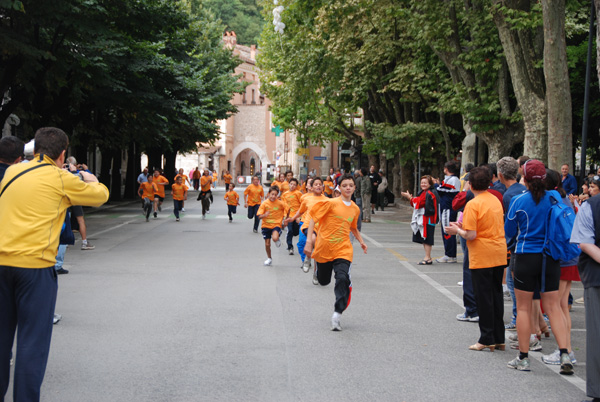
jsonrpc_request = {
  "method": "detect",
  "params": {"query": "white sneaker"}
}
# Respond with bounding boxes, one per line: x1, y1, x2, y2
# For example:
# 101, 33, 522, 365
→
288, 249, 294, 255
181, 208, 185, 212
264, 258, 272, 266
436, 255, 457, 263
542, 349, 577, 365
312, 270, 319, 285
331, 312, 342, 331
457, 281, 463, 286
302, 258, 311, 273
274, 239, 281, 248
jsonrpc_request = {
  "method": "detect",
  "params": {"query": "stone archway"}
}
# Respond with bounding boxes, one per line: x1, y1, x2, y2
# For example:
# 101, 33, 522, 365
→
232, 141, 270, 182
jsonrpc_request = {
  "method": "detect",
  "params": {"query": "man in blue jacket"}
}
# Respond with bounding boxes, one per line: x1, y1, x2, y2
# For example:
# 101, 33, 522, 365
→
561, 164, 577, 195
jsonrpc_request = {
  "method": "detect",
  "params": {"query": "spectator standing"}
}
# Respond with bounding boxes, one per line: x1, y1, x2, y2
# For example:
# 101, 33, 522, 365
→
487, 163, 506, 194
369, 165, 379, 214
353, 170, 363, 232
359, 167, 372, 222
571, 182, 600, 402
436, 161, 461, 263
561, 163, 577, 196
65, 157, 96, 250
0, 136, 24, 181
376, 170, 388, 211
192, 167, 201, 191
0, 127, 109, 401
137, 167, 149, 185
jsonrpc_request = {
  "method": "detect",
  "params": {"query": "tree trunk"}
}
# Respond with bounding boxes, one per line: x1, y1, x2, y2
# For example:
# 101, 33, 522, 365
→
124, 142, 140, 199
164, 150, 177, 191
392, 153, 402, 199
542, 0, 572, 170
492, 1, 548, 162
109, 148, 122, 201
99, 148, 112, 193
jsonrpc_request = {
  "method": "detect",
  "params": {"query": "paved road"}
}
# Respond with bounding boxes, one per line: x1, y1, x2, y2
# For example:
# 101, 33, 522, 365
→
7, 188, 588, 401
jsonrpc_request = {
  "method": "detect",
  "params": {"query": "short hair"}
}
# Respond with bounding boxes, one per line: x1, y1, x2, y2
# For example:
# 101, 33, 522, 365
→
486, 163, 498, 177
360, 167, 368, 176
561, 163, 569, 168
0, 136, 25, 163
285, 170, 293, 176
312, 177, 324, 185
497, 157, 519, 181
269, 185, 279, 194
229, 183, 236, 188
289, 178, 298, 185
468, 166, 492, 191
464, 163, 474, 173
518, 155, 530, 166
444, 161, 459, 175
420, 175, 434, 188
338, 173, 355, 186
66, 156, 77, 165
34, 127, 69, 160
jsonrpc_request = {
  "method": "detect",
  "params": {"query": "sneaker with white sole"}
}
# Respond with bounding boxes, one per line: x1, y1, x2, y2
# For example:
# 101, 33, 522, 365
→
312, 270, 319, 285
436, 255, 457, 263
560, 352, 574, 375
331, 312, 342, 331
288, 249, 294, 255
511, 336, 541, 351
542, 349, 577, 365
274, 239, 281, 248
457, 281, 463, 286
181, 208, 185, 212
507, 356, 530, 371
53, 313, 62, 324
264, 258, 272, 266
81, 242, 95, 250
456, 312, 479, 322
302, 258, 311, 273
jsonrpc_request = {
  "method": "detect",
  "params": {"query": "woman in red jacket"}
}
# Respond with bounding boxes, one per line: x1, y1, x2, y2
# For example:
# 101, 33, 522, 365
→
401, 175, 439, 265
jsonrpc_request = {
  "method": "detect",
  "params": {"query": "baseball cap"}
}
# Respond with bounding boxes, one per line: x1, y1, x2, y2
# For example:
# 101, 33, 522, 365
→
523, 159, 546, 181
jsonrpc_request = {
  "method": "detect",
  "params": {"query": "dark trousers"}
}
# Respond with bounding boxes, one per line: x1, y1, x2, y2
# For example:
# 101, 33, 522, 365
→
471, 266, 505, 345
316, 259, 352, 314
173, 199, 183, 219
461, 241, 477, 317
227, 204, 237, 220
0, 266, 58, 402
247, 204, 260, 230
286, 221, 299, 250
225, 183, 230, 191
143, 198, 152, 219
585, 286, 600, 398
440, 208, 458, 258
376, 192, 385, 211
193, 179, 199, 190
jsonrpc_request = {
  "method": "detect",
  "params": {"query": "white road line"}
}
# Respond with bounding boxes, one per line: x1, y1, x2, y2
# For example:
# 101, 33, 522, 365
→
361, 233, 383, 248
397, 259, 587, 393
88, 220, 137, 238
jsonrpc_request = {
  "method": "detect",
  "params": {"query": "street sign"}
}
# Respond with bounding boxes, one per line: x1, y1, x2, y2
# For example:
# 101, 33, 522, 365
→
314, 156, 327, 160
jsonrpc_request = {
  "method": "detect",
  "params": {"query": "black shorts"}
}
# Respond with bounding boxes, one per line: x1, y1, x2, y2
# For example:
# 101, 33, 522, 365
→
412, 224, 435, 246
155, 196, 164, 202
513, 253, 560, 292
71, 205, 84, 217
262, 227, 282, 240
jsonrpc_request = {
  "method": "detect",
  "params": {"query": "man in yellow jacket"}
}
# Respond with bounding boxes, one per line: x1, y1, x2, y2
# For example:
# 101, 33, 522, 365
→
0, 127, 109, 401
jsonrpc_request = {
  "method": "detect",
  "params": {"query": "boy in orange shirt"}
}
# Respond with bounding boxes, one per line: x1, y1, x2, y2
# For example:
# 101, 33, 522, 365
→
223, 170, 233, 191
224, 183, 240, 223
324, 176, 334, 198
171, 176, 188, 222
282, 178, 302, 255
152, 170, 169, 214
257, 186, 289, 266
138, 174, 158, 221
304, 174, 368, 331
244, 175, 265, 233
273, 173, 289, 196
197, 169, 213, 217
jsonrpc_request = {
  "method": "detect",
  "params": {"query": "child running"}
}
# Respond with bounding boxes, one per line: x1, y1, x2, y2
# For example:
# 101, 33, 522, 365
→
224, 183, 240, 222
244, 175, 265, 233
257, 186, 289, 266
174, 168, 191, 211
304, 173, 368, 331
171, 176, 188, 222
138, 174, 158, 221
282, 178, 302, 255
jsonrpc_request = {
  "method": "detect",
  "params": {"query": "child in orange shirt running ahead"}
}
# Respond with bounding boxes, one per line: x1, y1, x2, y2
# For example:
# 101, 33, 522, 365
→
171, 176, 188, 222
304, 173, 368, 331
224, 183, 240, 223
257, 186, 289, 266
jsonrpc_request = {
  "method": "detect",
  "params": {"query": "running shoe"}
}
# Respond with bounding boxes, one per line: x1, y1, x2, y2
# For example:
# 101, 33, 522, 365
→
202, 215, 206, 220
253, 229, 258, 233
457, 281, 463, 286
508, 333, 519, 342
507, 356, 530, 371
56, 268, 69, 275
288, 249, 294, 255
53, 314, 62, 325
154, 212, 157, 218
331, 313, 342, 331
510, 336, 541, 351
456, 312, 479, 322
436, 255, 457, 263
176, 218, 180, 222
81, 242, 95, 250
181, 208, 185, 212
560, 352, 574, 375
274, 239, 281, 248
312, 270, 319, 285
264, 258, 272, 266
542, 349, 577, 365
302, 258, 311, 273
505, 321, 517, 330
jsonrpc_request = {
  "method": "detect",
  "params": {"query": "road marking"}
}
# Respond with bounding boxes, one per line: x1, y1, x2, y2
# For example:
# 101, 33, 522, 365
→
361, 233, 383, 248
88, 220, 137, 238
386, 248, 407, 261
395, 258, 587, 393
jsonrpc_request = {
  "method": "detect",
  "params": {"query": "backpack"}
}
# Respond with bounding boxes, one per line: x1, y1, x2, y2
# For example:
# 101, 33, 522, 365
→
543, 193, 580, 262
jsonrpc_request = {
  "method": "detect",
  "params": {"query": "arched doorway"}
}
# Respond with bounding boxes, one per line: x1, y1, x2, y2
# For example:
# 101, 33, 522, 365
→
250, 157, 256, 176
241, 160, 246, 176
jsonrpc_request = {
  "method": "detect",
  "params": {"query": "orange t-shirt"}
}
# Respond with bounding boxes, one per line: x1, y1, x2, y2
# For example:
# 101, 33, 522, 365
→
310, 198, 360, 263
154, 175, 168, 197
282, 189, 302, 215
272, 180, 289, 195
192, 170, 201, 179
298, 193, 326, 225
224, 174, 233, 184
171, 183, 188, 201
174, 174, 188, 184
300, 182, 307, 193
224, 191, 239, 206
244, 184, 264, 206
324, 181, 334, 196
139, 182, 157, 200
257, 199, 289, 229
462, 191, 507, 269
200, 176, 212, 192
212, 172, 218, 182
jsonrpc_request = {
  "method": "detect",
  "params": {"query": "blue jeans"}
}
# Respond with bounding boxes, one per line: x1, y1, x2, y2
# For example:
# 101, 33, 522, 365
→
247, 204, 260, 231
355, 198, 363, 232
173, 199, 183, 219
0, 266, 58, 401
297, 222, 307, 262
54, 244, 67, 271
506, 255, 517, 323
286, 221, 299, 250
461, 240, 478, 317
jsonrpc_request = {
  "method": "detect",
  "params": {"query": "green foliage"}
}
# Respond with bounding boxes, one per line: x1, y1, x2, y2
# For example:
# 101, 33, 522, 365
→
202, 0, 264, 45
